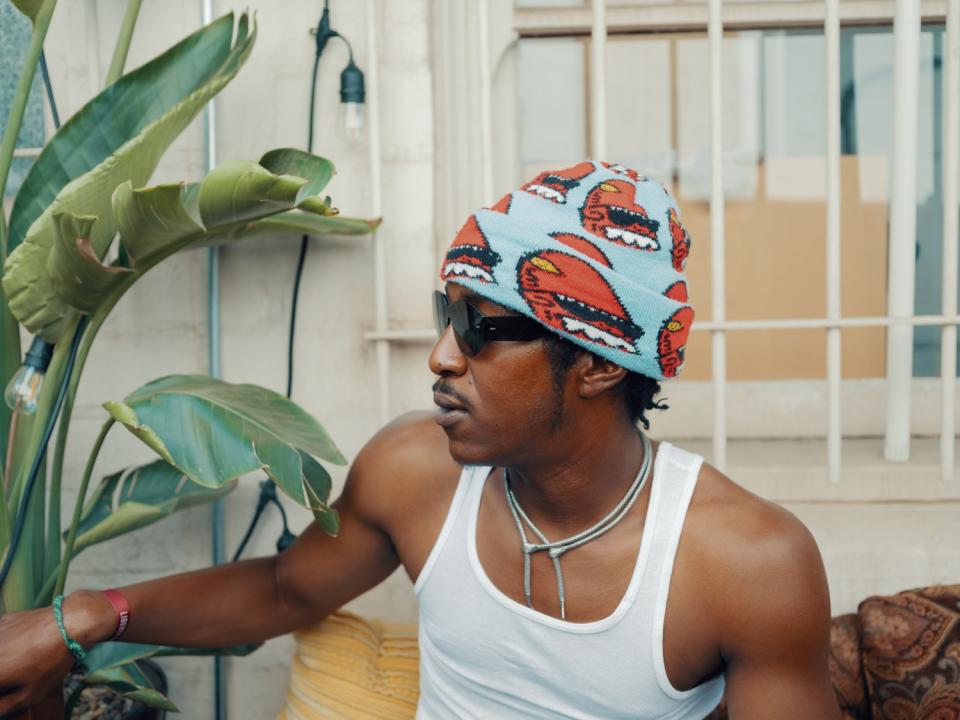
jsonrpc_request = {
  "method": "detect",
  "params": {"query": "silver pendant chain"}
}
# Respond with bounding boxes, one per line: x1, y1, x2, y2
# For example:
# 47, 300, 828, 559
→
503, 432, 653, 620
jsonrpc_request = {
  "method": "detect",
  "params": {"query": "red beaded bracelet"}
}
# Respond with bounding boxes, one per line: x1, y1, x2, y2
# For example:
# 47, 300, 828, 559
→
102, 588, 130, 640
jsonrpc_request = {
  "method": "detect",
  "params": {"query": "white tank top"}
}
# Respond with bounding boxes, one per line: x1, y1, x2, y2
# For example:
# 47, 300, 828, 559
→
413, 441, 725, 719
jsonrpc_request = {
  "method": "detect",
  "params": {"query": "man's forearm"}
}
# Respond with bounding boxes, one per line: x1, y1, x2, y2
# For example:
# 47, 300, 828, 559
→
63, 556, 315, 650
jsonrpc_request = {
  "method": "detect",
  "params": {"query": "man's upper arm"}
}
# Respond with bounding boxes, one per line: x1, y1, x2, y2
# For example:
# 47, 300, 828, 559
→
715, 504, 842, 719
271, 416, 425, 624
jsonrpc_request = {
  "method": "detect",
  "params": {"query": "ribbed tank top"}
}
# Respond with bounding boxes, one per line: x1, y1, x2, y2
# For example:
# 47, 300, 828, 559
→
413, 441, 725, 719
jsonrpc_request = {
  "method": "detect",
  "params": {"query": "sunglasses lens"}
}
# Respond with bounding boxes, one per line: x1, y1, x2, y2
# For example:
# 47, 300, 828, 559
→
433, 292, 479, 356
432, 291, 449, 337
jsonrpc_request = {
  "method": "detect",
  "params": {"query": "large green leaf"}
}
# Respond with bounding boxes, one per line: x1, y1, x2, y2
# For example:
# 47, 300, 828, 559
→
2, 13, 256, 342
3, 146, 369, 342
11, 0, 43, 22
7, 12, 248, 256
103, 375, 343, 533
82, 642, 258, 712
70, 459, 236, 554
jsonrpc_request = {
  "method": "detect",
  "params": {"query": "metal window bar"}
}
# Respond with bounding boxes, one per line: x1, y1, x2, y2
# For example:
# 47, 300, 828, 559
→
885, 0, 921, 463
479, 0, 495, 206
365, 314, 960, 341
826, 0, 843, 483
942, 0, 960, 481
709, 0, 727, 471
591, 0, 608, 161
366, 0, 389, 425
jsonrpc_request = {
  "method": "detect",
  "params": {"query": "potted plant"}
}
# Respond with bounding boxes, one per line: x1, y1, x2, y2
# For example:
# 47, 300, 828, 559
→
0, 2, 377, 716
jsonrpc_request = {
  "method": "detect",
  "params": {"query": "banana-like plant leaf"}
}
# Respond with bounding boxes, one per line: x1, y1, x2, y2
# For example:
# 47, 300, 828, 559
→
8, 12, 249, 256
222, 210, 382, 243
70, 459, 237, 554
103, 375, 345, 534
2, 13, 256, 342
85, 640, 260, 672
80, 632, 259, 710
83, 662, 179, 713
3, 144, 365, 342
11, 0, 43, 22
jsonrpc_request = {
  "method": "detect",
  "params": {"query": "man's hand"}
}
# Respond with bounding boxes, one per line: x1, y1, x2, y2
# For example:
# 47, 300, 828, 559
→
0, 591, 113, 717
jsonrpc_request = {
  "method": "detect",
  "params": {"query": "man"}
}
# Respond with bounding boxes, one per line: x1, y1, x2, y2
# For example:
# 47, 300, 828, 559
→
0, 162, 840, 718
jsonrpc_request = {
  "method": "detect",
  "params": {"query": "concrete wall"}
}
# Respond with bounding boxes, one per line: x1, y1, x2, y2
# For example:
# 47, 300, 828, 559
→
24, 1, 960, 718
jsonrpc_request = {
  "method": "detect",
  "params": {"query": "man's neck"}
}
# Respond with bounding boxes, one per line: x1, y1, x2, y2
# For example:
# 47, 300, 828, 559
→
503, 416, 649, 536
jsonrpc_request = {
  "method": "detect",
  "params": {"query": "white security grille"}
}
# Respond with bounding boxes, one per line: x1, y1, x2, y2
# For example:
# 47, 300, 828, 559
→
366, 0, 960, 483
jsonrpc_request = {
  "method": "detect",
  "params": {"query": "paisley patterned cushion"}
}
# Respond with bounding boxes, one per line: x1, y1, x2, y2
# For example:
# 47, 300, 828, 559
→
860, 585, 960, 720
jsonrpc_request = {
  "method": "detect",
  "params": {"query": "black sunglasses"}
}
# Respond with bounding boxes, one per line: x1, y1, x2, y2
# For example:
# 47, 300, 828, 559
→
432, 290, 548, 356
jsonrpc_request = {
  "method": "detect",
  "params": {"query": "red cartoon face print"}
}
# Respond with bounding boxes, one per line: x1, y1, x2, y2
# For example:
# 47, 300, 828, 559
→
549, 232, 611, 268
600, 162, 645, 183
441, 215, 502, 284
657, 305, 694, 378
664, 280, 688, 303
580, 180, 661, 251
516, 250, 644, 354
668, 208, 691, 272
489, 193, 512, 214
520, 161, 595, 205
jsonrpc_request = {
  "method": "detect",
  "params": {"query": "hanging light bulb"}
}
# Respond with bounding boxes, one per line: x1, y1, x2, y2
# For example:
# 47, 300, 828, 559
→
339, 57, 365, 143
4, 338, 54, 415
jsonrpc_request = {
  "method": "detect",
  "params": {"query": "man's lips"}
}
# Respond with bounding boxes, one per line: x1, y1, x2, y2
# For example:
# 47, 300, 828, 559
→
433, 391, 470, 429
433, 392, 468, 412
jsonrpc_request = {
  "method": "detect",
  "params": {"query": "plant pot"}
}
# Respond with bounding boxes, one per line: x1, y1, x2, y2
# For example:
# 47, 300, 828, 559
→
61, 659, 168, 720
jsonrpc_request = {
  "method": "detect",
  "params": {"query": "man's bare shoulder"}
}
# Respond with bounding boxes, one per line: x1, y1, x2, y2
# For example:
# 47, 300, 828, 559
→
343, 410, 462, 527
684, 460, 832, 660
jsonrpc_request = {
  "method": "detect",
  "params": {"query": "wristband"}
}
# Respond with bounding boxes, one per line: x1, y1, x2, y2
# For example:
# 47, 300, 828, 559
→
52, 594, 87, 666
102, 588, 131, 640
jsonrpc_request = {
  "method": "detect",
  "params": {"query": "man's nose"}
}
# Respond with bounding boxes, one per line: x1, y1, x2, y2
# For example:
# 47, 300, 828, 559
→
428, 325, 467, 376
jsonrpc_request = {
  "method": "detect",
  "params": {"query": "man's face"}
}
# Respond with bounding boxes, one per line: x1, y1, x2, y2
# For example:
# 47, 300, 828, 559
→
429, 283, 566, 466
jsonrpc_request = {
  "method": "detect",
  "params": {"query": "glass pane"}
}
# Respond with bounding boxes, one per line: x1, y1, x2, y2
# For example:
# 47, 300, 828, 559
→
516, 38, 588, 178
0, 0, 46, 200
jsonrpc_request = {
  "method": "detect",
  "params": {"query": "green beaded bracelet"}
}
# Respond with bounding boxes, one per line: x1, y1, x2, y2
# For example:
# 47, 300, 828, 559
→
52, 594, 87, 666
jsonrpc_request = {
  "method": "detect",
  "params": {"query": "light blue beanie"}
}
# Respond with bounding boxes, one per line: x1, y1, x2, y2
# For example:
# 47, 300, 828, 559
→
439, 160, 694, 380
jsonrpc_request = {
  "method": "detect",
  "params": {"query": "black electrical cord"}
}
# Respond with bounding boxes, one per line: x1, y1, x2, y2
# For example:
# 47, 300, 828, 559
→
233, 13, 332, 562
39, 50, 60, 128
0, 316, 88, 591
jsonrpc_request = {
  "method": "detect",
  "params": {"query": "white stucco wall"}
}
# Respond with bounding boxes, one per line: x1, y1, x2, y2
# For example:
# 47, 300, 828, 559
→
42, 1, 432, 716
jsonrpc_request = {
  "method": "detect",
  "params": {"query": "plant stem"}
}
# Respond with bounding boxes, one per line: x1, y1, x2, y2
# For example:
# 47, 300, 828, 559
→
44, 315, 101, 587
2, 411, 16, 496
0, 0, 58, 261
54, 417, 113, 597
105, 0, 143, 85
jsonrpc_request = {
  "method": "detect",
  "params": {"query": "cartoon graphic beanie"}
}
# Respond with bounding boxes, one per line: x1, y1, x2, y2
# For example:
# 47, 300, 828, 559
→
439, 160, 694, 380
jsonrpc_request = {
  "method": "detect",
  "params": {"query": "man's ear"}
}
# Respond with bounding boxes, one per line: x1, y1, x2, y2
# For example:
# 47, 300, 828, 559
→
576, 353, 627, 399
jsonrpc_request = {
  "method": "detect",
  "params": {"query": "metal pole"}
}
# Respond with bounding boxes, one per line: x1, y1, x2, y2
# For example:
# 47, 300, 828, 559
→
826, 0, 843, 482
591, 0, 607, 160
199, 1, 226, 718
884, 0, 921, 461
941, 0, 960, 480
709, 0, 727, 471
366, 0, 389, 425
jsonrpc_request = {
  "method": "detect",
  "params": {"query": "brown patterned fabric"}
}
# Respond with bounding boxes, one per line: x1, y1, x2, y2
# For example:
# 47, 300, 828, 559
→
832, 612, 870, 718
860, 585, 960, 720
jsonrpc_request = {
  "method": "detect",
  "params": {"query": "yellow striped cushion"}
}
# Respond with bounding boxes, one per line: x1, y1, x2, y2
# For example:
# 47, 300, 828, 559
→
277, 611, 420, 720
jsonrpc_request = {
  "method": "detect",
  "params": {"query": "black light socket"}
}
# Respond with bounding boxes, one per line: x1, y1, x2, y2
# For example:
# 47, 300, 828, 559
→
340, 59, 365, 104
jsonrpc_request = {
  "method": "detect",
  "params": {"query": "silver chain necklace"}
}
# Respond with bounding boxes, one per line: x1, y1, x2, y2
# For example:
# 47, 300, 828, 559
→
502, 432, 653, 620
